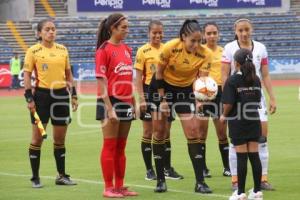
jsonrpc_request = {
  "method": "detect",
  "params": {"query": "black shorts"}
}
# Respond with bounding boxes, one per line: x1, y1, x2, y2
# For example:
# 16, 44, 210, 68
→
140, 84, 175, 122
140, 84, 152, 121
231, 137, 260, 146
200, 86, 222, 118
148, 77, 196, 116
96, 96, 134, 122
31, 87, 71, 126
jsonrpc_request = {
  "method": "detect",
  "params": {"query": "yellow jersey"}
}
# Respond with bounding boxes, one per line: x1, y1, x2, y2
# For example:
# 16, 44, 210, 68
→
204, 45, 223, 85
24, 43, 71, 89
134, 43, 164, 85
159, 38, 212, 87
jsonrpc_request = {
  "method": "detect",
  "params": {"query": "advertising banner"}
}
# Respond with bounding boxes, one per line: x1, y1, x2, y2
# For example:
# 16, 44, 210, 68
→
77, 0, 282, 12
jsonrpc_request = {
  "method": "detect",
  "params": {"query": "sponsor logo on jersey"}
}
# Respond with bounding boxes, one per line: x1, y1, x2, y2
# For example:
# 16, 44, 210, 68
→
172, 48, 183, 53
114, 62, 132, 75
32, 47, 42, 54
143, 47, 152, 53
195, 52, 205, 58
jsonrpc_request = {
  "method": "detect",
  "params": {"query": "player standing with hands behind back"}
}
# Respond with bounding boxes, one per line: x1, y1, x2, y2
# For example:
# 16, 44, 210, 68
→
23, 19, 78, 188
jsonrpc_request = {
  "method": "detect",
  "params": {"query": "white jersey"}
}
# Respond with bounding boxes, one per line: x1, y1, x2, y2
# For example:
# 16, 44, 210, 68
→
222, 40, 269, 121
221, 40, 268, 79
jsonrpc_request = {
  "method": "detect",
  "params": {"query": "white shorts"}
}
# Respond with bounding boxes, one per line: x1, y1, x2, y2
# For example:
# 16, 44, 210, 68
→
258, 91, 268, 122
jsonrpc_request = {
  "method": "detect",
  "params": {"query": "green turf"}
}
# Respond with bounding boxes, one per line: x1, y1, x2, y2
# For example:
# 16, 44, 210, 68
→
0, 86, 300, 199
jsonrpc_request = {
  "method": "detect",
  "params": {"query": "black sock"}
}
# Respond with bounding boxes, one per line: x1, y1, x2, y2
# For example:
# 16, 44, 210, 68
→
237, 152, 248, 194
187, 139, 205, 183
201, 141, 208, 171
164, 138, 171, 170
219, 139, 229, 169
29, 144, 41, 178
248, 152, 262, 193
141, 137, 153, 170
54, 144, 66, 175
152, 138, 165, 181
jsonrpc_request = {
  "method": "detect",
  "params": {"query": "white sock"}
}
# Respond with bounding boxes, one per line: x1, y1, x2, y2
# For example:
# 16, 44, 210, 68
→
229, 143, 237, 176
259, 142, 269, 176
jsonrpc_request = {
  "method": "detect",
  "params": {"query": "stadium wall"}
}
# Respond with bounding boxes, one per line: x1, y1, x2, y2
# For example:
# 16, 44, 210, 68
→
68, 0, 290, 17
0, 0, 34, 21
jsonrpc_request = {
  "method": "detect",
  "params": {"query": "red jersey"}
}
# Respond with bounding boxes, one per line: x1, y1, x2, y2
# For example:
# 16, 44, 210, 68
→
95, 41, 133, 104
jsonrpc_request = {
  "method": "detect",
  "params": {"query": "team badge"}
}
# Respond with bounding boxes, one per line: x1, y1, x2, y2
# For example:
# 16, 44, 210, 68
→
125, 50, 130, 58
150, 64, 156, 73
42, 63, 48, 71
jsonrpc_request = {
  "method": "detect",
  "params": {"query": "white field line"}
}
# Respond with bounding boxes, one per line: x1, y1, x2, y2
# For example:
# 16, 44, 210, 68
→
0, 172, 229, 199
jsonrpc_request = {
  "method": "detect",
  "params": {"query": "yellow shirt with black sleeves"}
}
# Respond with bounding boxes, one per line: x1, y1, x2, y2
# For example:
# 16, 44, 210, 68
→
204, 44, 223, 86
159, 38, 212, 87
134, 43, 164, 85
23, 43, 71, 89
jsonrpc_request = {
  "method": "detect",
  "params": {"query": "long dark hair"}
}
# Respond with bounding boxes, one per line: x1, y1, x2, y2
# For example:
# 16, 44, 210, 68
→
96, 13, 126, 49
233, 17, 252, 40
179, 19, 201, 41
234, 48, 257, 86
37, 18, 55, 41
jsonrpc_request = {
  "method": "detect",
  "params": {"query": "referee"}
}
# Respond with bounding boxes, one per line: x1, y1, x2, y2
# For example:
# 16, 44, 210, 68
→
24, 19, 78, 188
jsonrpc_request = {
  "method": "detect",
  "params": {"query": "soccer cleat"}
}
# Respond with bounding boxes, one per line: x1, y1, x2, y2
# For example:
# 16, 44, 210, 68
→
145, 168, 157, 181
229, 190, 247, 200
203, 168, 212, 178
164, 167, 184, 180
55, 174, 77, 185
117, 187, 138, 196
103, 188, 124, 198
31, 177, 43, 188
231, 182, 238, 191
154, 179, 167, 193
194, 181, 212, 194
248, 189, 263, 200
223, 168, 232, 177
260, 181, 275, 191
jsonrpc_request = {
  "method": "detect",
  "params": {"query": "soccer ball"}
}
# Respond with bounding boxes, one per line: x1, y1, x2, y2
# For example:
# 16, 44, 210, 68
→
193, 77, 218, 101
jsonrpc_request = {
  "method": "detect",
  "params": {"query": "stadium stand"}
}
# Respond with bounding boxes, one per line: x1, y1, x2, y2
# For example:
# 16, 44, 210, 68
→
29, 12, 300, 66
291, 0, 300, 13
34, 0, 68, 18
1, 1, 299, 71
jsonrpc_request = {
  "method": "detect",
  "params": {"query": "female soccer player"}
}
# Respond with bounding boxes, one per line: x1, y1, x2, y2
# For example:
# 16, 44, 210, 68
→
199, 22, 230, 178
135, 20, 183, 181
95, 13, 138, 198
24, 19, 78, 188
149, 19, 213, 193
222, 18, 276, 191
222, 48, 263, 200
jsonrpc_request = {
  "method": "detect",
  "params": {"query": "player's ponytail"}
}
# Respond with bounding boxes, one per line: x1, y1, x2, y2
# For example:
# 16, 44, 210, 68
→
96, 13, 126, 49
179, 19, 201, 41
234, 48, 257, 86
